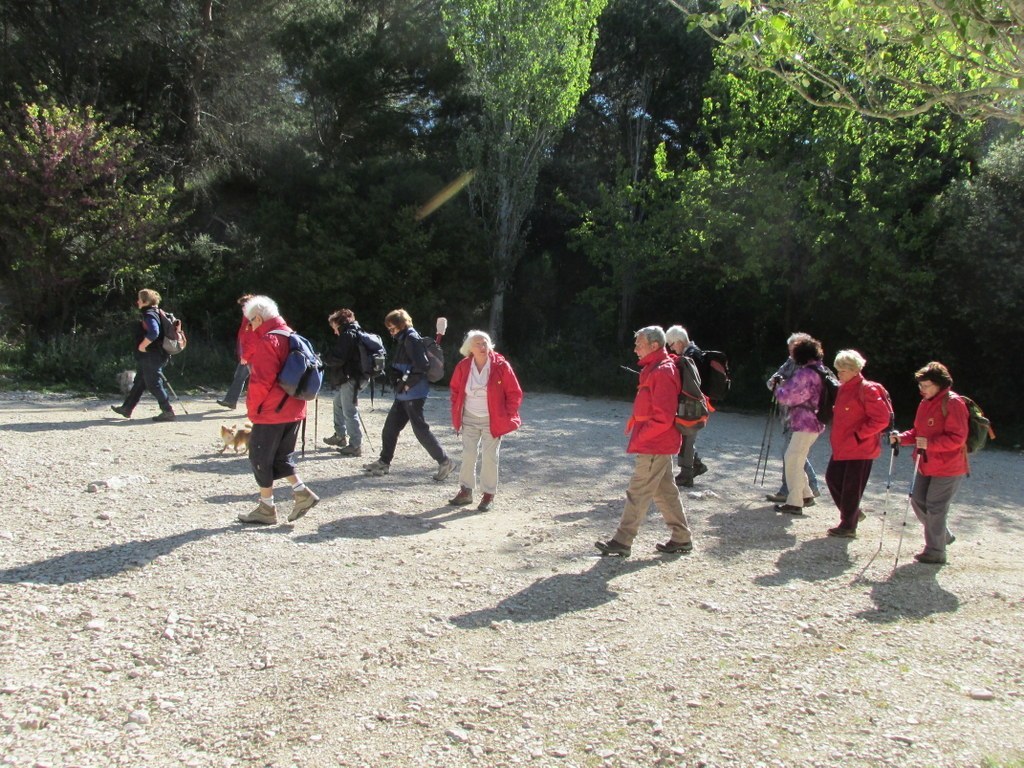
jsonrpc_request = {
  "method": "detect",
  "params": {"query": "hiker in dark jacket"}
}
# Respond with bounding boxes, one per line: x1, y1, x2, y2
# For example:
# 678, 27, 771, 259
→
363, 308, 454, 481
666, 325, 708, 487
110, 288, 175, 422
217, 294, 254, 410
323, 308, 366, 456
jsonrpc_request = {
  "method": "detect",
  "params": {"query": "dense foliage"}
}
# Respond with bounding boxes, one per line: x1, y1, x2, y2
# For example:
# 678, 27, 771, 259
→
0, 0, 1021, 439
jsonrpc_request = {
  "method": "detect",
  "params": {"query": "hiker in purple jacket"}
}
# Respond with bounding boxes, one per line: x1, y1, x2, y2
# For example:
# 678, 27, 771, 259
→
772, 337, 826, 513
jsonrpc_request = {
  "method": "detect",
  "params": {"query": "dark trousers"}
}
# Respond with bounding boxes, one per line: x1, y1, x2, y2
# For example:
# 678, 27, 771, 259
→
825, 458, 874, 530
122, 352, 172, 413
249, 421, 301, 488
223, 363, 250, 406
380, 397, 446, 465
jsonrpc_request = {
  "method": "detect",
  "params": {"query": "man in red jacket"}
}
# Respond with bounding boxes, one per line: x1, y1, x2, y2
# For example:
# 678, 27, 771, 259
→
236, 295, 320, 526
596, 326, 694, 557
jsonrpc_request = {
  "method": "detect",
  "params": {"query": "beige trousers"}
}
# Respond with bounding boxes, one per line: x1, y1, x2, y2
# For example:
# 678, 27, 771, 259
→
457, 410, 501, 495
784, 430, 820, 507
614, 454, 691, 546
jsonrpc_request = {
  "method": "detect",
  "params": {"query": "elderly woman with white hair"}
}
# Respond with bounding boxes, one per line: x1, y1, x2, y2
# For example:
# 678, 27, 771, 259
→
824, 350, 894, 538
447, 330, 523, 511
665, 325, 709, 486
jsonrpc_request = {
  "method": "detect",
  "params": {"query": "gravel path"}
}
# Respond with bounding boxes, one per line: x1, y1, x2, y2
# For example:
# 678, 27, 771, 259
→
1, 389, 1022, 768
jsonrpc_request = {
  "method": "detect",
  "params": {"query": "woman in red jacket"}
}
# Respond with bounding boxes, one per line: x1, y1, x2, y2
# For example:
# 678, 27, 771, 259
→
448, 330, 523, 511
235, 295, 319, 526
891, 361, 969, 564
824, 350, 894, 538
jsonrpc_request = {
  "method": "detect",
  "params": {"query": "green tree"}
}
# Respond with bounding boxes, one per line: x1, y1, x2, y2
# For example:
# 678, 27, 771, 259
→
441, 0, 609, 342
687, 0, 1024, 124
0, 99, 174, 337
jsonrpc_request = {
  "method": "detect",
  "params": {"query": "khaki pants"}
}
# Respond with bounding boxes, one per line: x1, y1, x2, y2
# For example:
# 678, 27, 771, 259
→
457, 410, 501, 494
614, 454, 691, 546
784, 430, 820, 507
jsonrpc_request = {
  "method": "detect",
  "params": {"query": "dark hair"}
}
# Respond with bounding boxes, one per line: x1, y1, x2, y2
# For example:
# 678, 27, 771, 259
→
915, 361, 953, 389
792, 337, 823, 366
329, 308, 355, 325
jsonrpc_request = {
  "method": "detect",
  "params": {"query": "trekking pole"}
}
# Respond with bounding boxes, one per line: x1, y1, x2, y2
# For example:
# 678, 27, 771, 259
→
159, 371, 189, 415
754, 400, 776, 485
357, 411, 374, 453
853, 439, 900, 581
313, 395, 319, 451
893, 450, 922, 570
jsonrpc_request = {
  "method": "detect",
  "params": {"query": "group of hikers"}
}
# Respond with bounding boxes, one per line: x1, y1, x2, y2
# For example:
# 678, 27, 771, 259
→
110, 289, 973, 566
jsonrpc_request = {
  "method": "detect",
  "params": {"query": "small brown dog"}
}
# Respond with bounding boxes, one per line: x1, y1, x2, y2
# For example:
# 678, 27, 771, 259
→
219, 423, 252, 454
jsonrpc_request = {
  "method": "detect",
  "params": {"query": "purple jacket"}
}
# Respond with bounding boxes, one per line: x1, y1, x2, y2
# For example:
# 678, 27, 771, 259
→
774, 365, 825, 434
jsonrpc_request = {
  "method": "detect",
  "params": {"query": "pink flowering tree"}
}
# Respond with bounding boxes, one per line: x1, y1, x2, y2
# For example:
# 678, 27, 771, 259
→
0, 99, 174, 337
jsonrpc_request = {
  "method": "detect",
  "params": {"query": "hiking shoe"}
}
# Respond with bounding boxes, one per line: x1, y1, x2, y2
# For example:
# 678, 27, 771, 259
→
811, 487, 821, 498
367, 462, 390, 477
765, 493, 786, 503
693, 459, 708, 477
827, 526, 856, 538
802, 497, 816, 507
323, 433, 347, 447
775, 504, 804, 515
288, 488, 319, 522
595, 539, 631, 557
433, 457, 455, 482
363, 459, 388, 472
337, 444, 362, 457
152, 410, 176, 422
216, 400, 236, 409
655, 540, 693, 554
675, 472, 694, 488
238, 504, 277, 525
913, 551, 946, 564
477, 493, 494, 512
448, 487, 473, 506
858, 510, 867, 522
947, 533, 956, 545
110, 405, 131, 418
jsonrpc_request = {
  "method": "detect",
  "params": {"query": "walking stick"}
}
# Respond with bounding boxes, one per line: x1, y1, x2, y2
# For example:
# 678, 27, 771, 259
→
159, 371, 189, 415
357, 410, 374, 453
893, 450, 923, 570
313, 395, 319, 451
853, 438, 900, 582
754, 400, 777, 486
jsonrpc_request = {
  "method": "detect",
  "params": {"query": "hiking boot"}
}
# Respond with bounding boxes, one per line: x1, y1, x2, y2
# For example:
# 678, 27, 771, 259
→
216, 400, 236, 409
110, 405, 131, 418
152, 410, 176, 422
323, 433, 347, 447
433, 457, 455, 482
913, 551, 946, 564
775, 504, 804, 515
363, 459, 389, 474
448, 487, 473, 506
288, 488, 319, 522
238, 504, 277, 525
656, 539, 693, 554
827, 526, 856, 538
337, 444, 362, 457
765, 492, 786, 503
477, 493, 494, 512
802, 497, 816, 507
675, 471, 694, 488
693, 458, 708, 477
595, 539, 631, 557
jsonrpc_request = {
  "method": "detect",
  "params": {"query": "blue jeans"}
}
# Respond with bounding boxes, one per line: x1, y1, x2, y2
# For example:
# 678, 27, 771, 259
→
778, 428, 819, 495
222, 363, 249, 406
332, 378, 364, 447
121, 352, 172, 414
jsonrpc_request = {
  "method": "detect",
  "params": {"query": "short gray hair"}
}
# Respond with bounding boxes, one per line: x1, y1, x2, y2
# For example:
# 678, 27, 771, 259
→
635, 325, 666, 347
787, 331, 813, 346
459, 330, 493, 358
243, 295, 280, 322
834, 349, 866, 372
665, 325, 690, 346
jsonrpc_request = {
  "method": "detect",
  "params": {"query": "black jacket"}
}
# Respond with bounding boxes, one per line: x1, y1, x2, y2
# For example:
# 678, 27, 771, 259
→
324, 321, 361, 386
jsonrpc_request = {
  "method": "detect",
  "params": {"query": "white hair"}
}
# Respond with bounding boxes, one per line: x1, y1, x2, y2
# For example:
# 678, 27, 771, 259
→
635, 326, 666, 346
243, 295, 280, 322
665, 325, 690, 346
459, 330, 494, 358
834, 349, 867, 372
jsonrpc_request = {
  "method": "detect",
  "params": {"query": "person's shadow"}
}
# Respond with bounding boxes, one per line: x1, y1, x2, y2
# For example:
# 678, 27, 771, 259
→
855, 563, 960, 623
450, 557, 658, 627
753, 535, 854, 587
0, 526, 232, 585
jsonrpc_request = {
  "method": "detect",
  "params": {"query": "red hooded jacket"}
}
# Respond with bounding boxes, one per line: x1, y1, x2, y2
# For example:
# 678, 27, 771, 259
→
626, 347, 682, 455
245, 315, 308, 425
449, 351, 524, 437
897, 388, 969, 477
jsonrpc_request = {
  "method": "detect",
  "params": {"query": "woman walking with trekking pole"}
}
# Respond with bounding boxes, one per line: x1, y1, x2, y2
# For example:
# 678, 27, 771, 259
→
824, 350, 894, 538
890, 362, 968, 564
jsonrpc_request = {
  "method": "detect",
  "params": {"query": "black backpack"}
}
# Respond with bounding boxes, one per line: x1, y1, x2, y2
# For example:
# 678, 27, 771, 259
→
813, 364, 840, 426
694, 349, 731, 402
356, 330, 387, 380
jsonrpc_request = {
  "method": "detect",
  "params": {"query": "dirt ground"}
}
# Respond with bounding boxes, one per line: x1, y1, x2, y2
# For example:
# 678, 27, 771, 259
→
1, 387, 1022, 768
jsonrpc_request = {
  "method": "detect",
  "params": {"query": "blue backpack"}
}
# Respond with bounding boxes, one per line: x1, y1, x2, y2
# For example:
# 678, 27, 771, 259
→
268, 329, 323, 403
